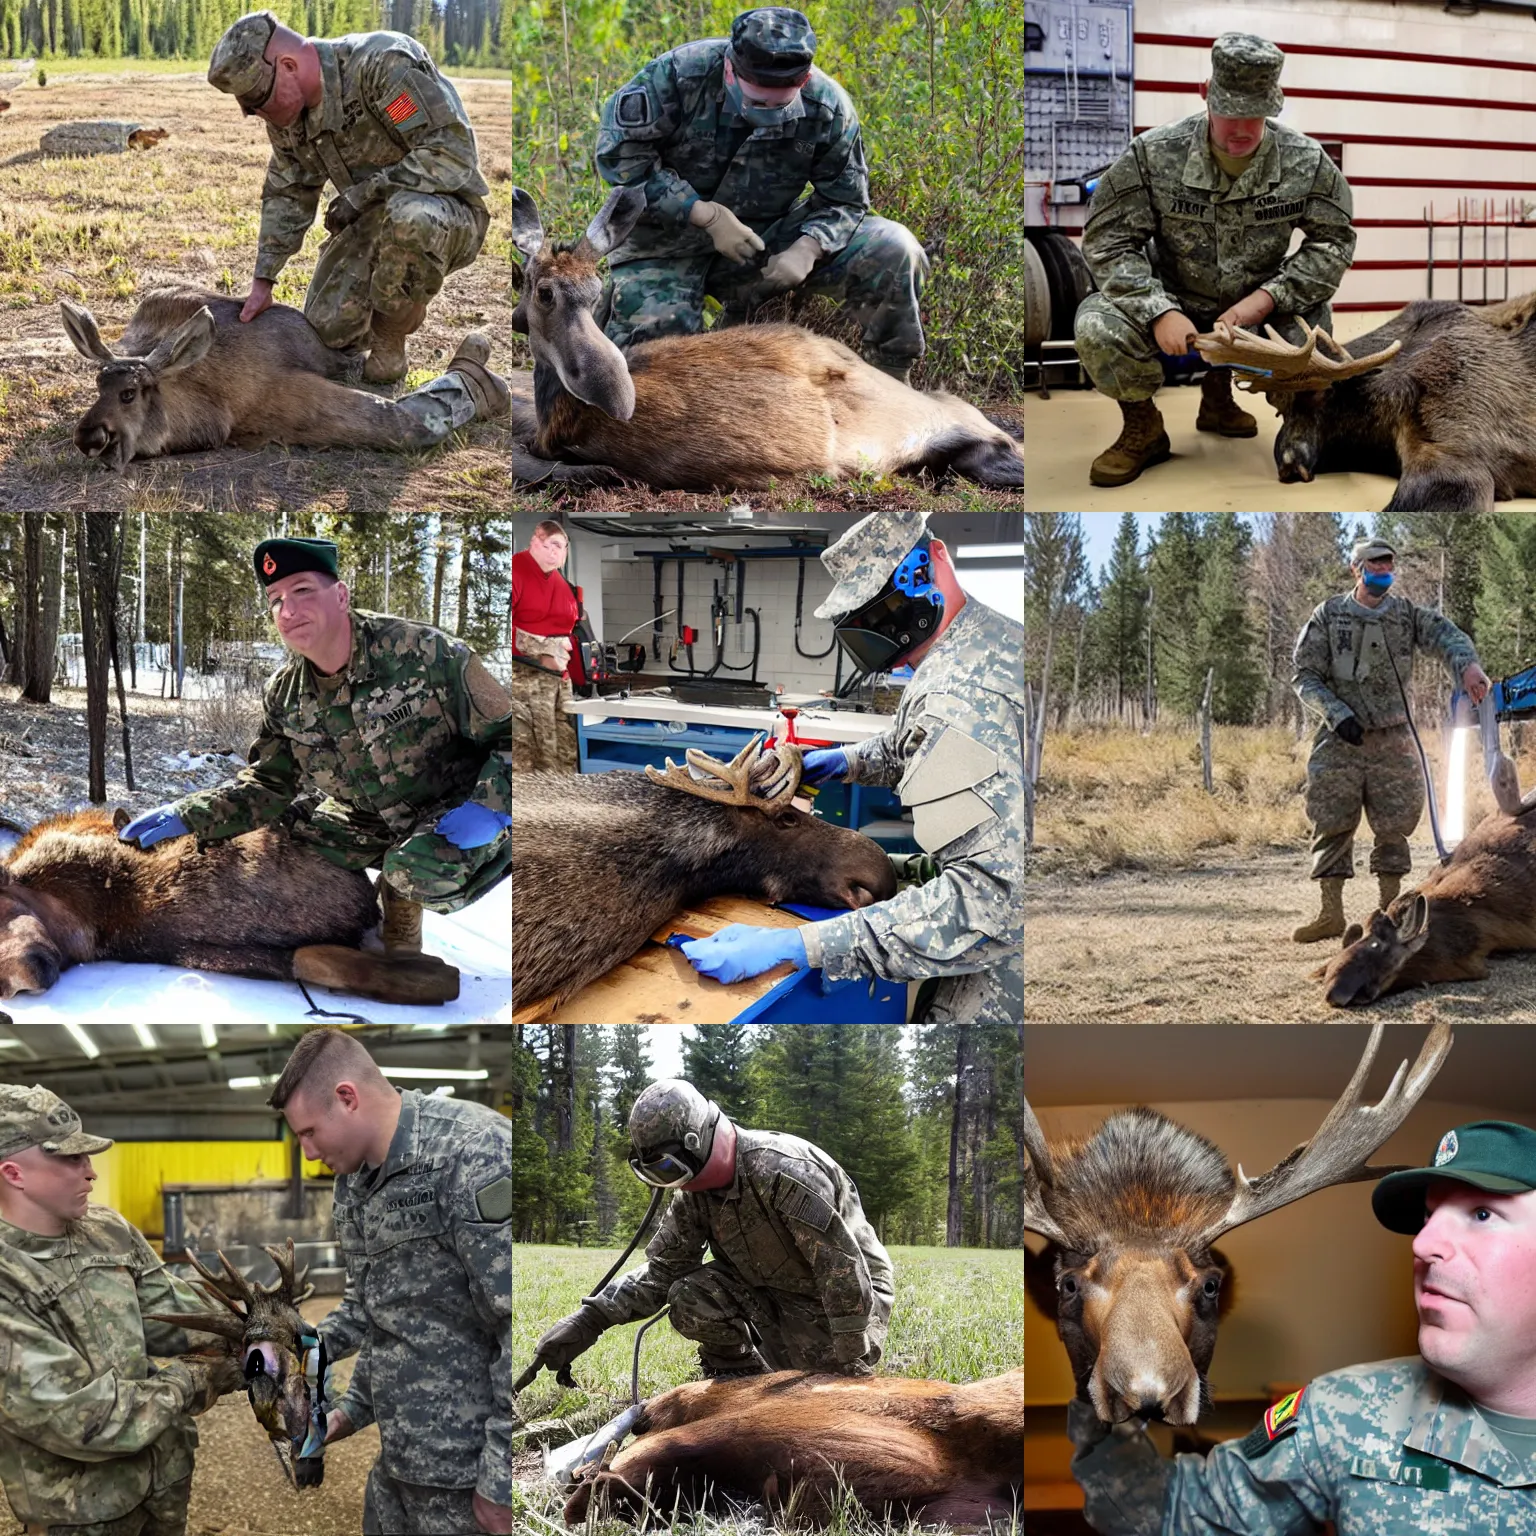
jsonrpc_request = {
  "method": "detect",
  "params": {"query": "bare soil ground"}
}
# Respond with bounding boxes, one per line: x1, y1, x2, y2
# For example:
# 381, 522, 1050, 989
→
0, 69, 512, 518
1025, 842, 1536, 1025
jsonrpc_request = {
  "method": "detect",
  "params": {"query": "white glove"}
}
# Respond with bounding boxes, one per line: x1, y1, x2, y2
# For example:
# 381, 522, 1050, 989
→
689, 200, 766, 263
761, 235, 821, 290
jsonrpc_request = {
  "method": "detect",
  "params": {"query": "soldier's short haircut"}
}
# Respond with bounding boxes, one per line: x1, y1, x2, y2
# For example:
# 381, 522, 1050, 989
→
267, 1027, 388, 1111
533, 519, 567, 541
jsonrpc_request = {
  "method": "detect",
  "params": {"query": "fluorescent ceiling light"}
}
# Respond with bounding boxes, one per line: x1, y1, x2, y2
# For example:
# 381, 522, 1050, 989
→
956, 543, 1024, 558
132, 1024, 156, 1050
63, 1023, 100, 1060
199, 1023, 217, 1049
379, 1067, 488, 1081
227, 1075, 280, 1090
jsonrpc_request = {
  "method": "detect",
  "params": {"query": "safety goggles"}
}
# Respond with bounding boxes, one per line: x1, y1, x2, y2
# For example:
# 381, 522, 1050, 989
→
628, 1144, 701, 1188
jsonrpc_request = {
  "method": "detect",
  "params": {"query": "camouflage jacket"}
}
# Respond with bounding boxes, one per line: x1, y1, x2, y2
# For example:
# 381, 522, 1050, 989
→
588, 1128, 894, 1355
317, 1090, 511, 1505
1292, 592, 1480, 733
799, 597, 1025, 1027
0, 1206, 222, 1528
1081, 112, 1356, 329
255, 30, 489, 281
1070, 1358, 1536, 1535
174, 609, 512, 843
594, 39, 869, 264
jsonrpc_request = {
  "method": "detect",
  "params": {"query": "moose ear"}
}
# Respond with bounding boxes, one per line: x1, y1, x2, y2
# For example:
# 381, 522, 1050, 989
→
1395, 892, 1430, 947
111, 806, 130, 833
579, 185, 647, 261
1341, 922, 1364, 948
61, 300, 116, 364
143, 306, 216, 378
511, 188, 545, 261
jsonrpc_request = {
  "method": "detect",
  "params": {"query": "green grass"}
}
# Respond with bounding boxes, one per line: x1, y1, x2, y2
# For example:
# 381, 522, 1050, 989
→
512, 1244, 1022, 1534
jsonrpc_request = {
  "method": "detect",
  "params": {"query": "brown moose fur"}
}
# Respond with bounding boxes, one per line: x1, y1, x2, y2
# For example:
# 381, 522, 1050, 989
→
563, 1368, 1023, 1526
0, 807, 378, 998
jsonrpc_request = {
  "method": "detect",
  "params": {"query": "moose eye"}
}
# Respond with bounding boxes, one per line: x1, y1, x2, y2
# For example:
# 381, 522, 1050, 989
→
1058, 1273, 1079, 1298
118, 388, 137, 403
536, 282, 556, 308
1202, 1276, 1222, 1299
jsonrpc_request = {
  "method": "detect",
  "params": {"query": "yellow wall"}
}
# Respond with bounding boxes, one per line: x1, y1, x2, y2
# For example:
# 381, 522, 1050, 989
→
91, 1142, 332, 1241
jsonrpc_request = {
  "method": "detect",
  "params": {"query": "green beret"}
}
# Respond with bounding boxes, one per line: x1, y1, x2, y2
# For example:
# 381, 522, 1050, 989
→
1350, 538, 1396, 565
254, 536, 339, 587
728, 7, 816, 86
209, 11, 280, 112
1208, 32, 1284, 119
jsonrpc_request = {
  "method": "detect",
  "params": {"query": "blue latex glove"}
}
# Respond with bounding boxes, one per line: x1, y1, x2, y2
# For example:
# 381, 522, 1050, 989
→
118, 805, 190, 848
435, 802, 512, 849
799, 747, 850, 787
681, 924, 807, 985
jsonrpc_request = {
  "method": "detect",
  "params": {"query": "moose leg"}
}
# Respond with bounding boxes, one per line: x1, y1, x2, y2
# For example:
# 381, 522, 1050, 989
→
124, 940, 300, 981
1386, 442, 1496, 513
293, 945, 459, 1005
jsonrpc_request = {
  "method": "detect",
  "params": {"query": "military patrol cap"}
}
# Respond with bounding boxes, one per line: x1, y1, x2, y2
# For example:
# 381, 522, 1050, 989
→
1207, 32, 1284, 119
1350, 537, 1397, 566
728, 8, 817, 86
1372, 1120, 1536, 1234
209, 10, 280, 113
0, 1084, 114, 1161
814, 509, 930, 619
253, 536, 340, 588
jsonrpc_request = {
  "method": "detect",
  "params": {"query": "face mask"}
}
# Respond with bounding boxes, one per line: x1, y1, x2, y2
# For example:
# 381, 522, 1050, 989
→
725, 78, 802, 128
1362, 571, 1393, 594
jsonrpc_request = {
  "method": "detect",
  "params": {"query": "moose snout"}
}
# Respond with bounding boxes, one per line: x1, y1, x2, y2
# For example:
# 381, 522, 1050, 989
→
75, 420, 111, 458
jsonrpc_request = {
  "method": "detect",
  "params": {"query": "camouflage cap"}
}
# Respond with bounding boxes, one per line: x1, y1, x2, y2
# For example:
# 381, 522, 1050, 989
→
728, 7, 817, 86
1208, 32, 1284, 119
254, 536, 340, 588
814, 509, 930, 619
1350, 537, 1397, 566
628, 1079, 720, 1160
208, 10, 280, 111
1372, 1121, 1536, 1234
0, 1084, 114, 1162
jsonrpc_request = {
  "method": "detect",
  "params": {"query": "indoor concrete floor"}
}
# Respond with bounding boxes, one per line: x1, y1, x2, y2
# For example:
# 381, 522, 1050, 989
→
1024, 308, 1536, 513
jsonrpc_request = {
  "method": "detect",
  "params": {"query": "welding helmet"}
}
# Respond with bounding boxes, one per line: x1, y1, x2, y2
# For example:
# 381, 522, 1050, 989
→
627, 1079, 721, 1188
830, 537, 945, 676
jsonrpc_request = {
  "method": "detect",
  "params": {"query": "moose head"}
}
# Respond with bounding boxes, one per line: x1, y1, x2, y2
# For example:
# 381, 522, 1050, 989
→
1024, 1021, 1452, 1425
145, 1238, 331, 1487
1313, 896, 1433, 1008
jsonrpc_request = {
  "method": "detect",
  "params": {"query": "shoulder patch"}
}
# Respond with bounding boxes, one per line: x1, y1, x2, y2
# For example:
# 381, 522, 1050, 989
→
475, 1175, 512, 1224
1236, 1387, 1306, 1459
616, 88, 652, 127
776, 1174, 833, 1232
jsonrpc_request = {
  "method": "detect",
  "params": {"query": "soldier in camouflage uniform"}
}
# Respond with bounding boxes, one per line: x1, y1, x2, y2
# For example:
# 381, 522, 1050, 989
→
529, 1080, 894, 1382
119, 537, 511, 965
209, 11, 491, 386
1075, 33, 1357, 486
1290, 537, 1489, 943
1067, 1118, 1536, 1535
678, 509, 1023, 1026
266, 1029, 512, 1536
0, 1085, 244, 1536
593, 7, 930, 382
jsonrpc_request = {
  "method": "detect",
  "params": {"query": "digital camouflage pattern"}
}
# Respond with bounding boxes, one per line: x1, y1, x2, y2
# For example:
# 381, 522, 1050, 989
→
173, 610, 511, 915
362, 1463, 477, 1536
813, 506, 931, 618
0, 1204, 226, 1531
1206, 33, 1285, 119
727, 7, 817, 84
249, 31, 489, 339
799, 595, 1025, 1028
1068, 1358, 1536, 1535
1293, 593, 1481, 880
510, 655, 577, 773
0, 1083, 114, 1160
318, 1090, 512, 1512
586, 1127, 894, 1372
1075, 113, 1355, 400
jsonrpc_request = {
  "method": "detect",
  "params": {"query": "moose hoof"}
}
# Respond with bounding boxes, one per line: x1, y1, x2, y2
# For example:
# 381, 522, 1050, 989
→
293, 945, 460, 1005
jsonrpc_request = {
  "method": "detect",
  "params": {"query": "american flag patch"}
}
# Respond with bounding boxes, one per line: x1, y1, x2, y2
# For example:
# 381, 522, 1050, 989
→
385, 90, 420, 125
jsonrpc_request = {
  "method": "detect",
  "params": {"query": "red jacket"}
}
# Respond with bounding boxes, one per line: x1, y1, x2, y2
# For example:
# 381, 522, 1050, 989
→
512, 550, 579, 676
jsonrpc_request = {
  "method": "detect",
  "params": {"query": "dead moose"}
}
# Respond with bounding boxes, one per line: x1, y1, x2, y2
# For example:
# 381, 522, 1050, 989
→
507, 185, 1024, 492
512, 736, 896, 1013
61, 286, 507, 470
0, 807, 454, 1005
1196, 290, 1536, 511
1024, 1021, 1451, 1424
562, 1368, 1023, 1526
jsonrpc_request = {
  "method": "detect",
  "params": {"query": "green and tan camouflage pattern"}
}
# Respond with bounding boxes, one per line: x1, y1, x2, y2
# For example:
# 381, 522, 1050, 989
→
0, 1083, 114, 1160
1078, 111, 1355, 341
510, 659, 577, 773
1207, 33, 1285, 120
585, 1126, 894, 1371
0, 1204, 223, 1529
318, 1090, 511, 1509
812, 507, 930, 618
799, 597, 1024, 1028
173, 609, 510, 916
1303, 723, 1425, 880
1069, 1357, 1536, 1534
727, 7, 817, 81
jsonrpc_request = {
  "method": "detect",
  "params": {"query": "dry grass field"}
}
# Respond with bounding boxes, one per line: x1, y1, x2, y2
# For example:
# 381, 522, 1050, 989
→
0, 67, 512, 519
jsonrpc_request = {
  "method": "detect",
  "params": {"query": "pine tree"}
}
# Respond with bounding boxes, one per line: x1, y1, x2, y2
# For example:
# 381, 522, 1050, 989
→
1093, 512, 1147, 715
681, 1025, 758, 1124
1477, 514, 1536, 676
1194, 514, 1264, 725
1145, 512, 1205, 715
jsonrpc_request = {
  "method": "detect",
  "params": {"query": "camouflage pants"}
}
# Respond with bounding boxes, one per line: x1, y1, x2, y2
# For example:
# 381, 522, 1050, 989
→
1073, 292, 1333, 402
362, 1460, 478, 1536
1305, 723, 1425, 880
29, 1476, 192, 1536
664, 1259, 892, 1374
604, 208, 929, 374
917, 945, 1023, 1026
306, 190, 489, 351
511, 660, 578, 773
287, 798, 510, 916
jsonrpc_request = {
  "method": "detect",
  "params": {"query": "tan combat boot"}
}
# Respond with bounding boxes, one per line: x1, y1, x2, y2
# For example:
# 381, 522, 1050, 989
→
446, 332, 512, 420
1293, 877, 1347, 943
1377, 874, 1402, 912
364, 300, 429, 384
379, 881, 424, 956
1089, 399, 1172, 487
1196, 367, 1258, 437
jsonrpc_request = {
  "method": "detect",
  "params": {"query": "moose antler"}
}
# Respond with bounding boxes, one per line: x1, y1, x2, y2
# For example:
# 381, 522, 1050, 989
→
1022, 1097, 1073, 1249
643, 732, 802, 809
144, 1238, 313, 1338
1193, 321, 1402, 394
1196, 1020, 1452, 1245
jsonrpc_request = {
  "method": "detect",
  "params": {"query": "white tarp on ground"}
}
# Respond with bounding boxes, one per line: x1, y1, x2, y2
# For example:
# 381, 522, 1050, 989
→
0, 832, 510, 1023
